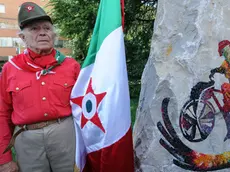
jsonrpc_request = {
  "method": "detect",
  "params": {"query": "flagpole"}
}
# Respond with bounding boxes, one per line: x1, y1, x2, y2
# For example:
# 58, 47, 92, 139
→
121, 0, 125, 30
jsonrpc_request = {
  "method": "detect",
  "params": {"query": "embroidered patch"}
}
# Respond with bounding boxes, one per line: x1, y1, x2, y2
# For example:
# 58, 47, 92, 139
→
26, 5, 34, 12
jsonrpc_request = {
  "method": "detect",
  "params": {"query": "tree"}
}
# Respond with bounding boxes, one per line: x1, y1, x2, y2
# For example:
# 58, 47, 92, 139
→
124, 0, 157, 97
48, 0, 157, 98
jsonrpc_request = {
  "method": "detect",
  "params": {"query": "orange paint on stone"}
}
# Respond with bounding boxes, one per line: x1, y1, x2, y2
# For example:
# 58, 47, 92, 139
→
166, 44, 172, 56
193, 153, 230, 168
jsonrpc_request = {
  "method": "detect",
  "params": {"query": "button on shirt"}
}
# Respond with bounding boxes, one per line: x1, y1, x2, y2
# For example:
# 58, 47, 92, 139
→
0, 57, 80, 164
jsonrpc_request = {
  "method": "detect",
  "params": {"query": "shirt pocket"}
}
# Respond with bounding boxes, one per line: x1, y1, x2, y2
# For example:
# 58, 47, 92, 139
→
50, 78, 75, 107
7, 80, 34, 111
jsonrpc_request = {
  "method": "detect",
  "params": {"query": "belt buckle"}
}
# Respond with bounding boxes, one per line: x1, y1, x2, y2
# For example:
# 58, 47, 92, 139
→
22, 125, 27, 130
46, 121, 49, 126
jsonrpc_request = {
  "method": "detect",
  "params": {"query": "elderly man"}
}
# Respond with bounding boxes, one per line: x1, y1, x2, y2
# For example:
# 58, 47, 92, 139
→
0, 2, 80, 172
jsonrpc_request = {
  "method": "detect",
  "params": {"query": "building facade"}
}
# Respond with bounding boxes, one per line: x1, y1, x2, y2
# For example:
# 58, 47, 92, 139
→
0, 0, 71, 65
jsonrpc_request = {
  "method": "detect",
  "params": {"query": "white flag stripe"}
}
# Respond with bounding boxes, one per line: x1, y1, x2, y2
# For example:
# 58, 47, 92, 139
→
92, 27, 128, 93
89, 26, 130, 153
73, 121, 86, 170
71, 26, 130, 154
71, 65, 94, 171
71, 64, 94, 98
71, 64, 94, 125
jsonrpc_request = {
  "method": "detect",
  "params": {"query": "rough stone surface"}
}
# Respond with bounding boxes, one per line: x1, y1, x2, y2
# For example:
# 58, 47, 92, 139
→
133, 0, 230, 171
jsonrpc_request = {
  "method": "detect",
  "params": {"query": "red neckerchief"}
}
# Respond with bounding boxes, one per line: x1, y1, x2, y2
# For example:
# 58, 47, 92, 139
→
11, 48, 58, 72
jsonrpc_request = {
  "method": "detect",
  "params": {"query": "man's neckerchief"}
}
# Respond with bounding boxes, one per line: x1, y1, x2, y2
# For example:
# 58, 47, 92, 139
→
10, 49, 66, 79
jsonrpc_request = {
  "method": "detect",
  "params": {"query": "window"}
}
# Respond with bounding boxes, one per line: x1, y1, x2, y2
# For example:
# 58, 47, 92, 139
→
0, 56, 9, 61
0, 23, 18, 29
12, 38, 21, 47
0, 38, 23, 47
0, 4, 5, 13
0, 37, 24, 48
0, 37, 13, 47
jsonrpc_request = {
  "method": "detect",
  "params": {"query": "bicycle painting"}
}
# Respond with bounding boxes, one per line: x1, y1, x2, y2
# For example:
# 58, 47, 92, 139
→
157, 40, 230, 171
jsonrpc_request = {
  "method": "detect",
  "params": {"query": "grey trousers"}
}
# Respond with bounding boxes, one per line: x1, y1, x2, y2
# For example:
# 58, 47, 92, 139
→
14, 116, 76, 172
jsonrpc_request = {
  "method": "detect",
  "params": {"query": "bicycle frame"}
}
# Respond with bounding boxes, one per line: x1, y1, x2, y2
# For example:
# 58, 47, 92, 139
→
197, 86, 223, 115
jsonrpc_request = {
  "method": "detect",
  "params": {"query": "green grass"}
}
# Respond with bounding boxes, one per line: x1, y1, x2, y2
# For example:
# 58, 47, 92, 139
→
130, 98, 138, 127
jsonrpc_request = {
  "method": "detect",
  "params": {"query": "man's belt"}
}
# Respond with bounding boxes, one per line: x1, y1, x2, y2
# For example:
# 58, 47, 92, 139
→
3, 117, 69, 154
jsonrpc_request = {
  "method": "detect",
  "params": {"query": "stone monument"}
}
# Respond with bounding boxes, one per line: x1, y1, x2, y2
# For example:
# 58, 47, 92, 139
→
133, 0, 230, 171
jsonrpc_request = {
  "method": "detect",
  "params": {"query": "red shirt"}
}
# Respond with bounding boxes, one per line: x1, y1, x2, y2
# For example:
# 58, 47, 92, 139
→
0, 56, 80, 164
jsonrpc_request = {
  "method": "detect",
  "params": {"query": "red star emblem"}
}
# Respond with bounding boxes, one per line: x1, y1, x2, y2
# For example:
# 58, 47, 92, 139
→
71, 78, 107, 132
25, 5, 34, 12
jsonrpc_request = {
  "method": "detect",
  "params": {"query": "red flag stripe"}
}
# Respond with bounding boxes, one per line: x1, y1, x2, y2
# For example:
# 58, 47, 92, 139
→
83, 127, 134, 172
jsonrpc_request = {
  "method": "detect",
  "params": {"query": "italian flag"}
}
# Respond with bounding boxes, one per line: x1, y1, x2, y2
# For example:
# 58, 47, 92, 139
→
70, 0, 134, 171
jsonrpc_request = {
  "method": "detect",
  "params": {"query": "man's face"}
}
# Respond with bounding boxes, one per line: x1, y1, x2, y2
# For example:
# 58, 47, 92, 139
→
20, 20, 56, 54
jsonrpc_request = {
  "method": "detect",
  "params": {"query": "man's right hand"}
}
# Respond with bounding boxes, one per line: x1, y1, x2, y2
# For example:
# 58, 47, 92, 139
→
0, 161, 19, 172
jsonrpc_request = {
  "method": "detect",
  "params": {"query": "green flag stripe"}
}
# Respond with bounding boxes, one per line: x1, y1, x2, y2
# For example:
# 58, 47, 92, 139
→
82, 0, 122, 68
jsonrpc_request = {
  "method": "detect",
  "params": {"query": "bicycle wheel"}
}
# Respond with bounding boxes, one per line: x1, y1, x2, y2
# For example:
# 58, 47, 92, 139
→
179, 99, 215, 142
